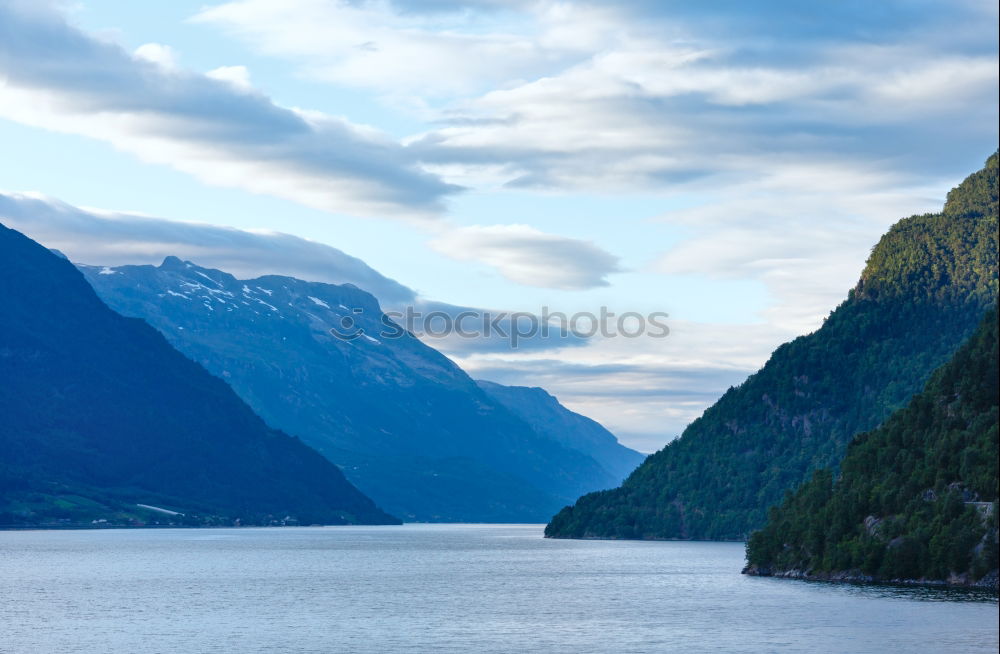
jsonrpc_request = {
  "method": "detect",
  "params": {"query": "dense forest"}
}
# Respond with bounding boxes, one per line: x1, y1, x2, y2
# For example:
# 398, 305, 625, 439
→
546, 152, 999, 541
745, 308, 998, 585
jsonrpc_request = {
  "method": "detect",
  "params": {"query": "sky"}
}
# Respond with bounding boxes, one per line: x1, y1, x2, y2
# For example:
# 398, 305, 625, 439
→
0, 0, 997, 451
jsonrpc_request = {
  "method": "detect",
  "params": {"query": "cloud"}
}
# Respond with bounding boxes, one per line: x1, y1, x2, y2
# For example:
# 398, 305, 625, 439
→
0, 1, 457, 220
650, 159, 952, 333
0, 191, 417, 304
470, 358, 745, 453
197, 0, 997, 193
200, 0, 993, 336
409, 44, 996, 193
0, 191, 589, 352
133, 43, 179, 69
206, 65, 252, 90
194, 0, 611, 98
459, 318, 793, 452
430, 224, 620, 289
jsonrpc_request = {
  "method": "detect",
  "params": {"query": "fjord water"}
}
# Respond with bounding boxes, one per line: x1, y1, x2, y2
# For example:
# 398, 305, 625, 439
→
1, 525, 996, 654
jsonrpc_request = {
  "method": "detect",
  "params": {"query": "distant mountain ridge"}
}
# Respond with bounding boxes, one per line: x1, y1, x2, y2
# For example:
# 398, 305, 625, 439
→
745, 308, 998, 587
546, 151, 999, 540
81, 257, 641, 522
0, 223, 398, 527
476, 380, 645, 483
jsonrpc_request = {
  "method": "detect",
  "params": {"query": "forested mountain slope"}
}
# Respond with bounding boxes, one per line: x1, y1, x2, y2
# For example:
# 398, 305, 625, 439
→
745, 309, 997, 587
546, 152, 998, 540
0, 223, 398, 527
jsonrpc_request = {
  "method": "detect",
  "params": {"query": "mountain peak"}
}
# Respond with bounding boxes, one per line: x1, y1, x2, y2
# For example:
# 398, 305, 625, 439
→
0, 222, 398, 526
82, 256, 641, 522
160, 255, 190, 269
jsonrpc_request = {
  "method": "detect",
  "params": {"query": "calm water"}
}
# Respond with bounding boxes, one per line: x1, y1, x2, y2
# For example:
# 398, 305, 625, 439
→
0, 525, 996, 653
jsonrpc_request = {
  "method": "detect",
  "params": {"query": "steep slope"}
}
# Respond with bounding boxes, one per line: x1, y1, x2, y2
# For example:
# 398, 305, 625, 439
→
546, 151, 998, 540
80, 259, 632, 522
745, 309, 998, 587
476, 380, 645, 484
0, 223, 398, 527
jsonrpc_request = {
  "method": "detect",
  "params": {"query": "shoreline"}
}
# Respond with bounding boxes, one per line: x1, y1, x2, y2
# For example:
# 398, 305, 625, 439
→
0, 521, 549, 532
742, 564, 1000, 591
0, 521, 401, 531
544, 534, 746, 542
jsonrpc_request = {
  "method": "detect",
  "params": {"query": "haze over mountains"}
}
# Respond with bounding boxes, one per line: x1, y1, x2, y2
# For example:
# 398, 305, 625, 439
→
1, 150, 994, 543
476, 380, 644, 483
0, 223, 397, 527
547, 152, 999, 542
81, 258, 642, 522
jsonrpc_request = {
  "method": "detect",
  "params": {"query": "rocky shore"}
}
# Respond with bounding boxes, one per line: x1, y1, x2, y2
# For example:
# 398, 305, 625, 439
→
742, 564, 999, 590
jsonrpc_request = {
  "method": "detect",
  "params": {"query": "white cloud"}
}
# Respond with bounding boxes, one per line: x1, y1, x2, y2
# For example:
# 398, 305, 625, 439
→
133, 43, 179, 69
0, 191, 594, 352
0, 191, 416, 304
649, 159, 952, 333
409, 44, 997, 193
195, 0, 997, 195
206, 65, 252, 90
194, 0, 614, 99
0, 2, 456, 220
430, 224, 620, 289
460, 318, 795, 452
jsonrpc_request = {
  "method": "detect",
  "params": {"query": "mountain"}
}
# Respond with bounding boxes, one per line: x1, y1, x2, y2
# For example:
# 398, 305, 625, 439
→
546, 151, 999, 540
80, 258, 641, 522
0, 223, 398, 527
476, 380, 645, 483
744, 308, 998, 587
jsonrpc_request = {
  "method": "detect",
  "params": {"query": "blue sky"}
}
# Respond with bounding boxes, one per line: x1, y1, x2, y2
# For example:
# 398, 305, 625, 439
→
1, 0, 997, 450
